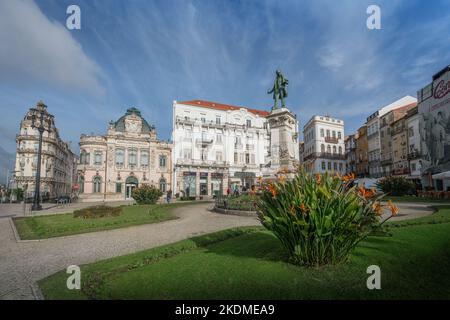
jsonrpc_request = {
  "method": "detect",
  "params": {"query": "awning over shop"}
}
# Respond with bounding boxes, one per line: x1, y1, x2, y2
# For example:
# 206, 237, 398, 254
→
432, 171, 450, 180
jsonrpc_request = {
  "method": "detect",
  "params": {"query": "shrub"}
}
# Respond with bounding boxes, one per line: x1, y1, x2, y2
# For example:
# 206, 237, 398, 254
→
131, 185, 163, 205
256, 171, 398, 267
376, 176, 415, 196
73, 205, 122, 219
180, 196, 196, 201
216, 194, 260, 211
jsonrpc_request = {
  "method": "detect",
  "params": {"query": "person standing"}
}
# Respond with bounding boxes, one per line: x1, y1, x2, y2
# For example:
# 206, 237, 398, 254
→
166, 189, 172, 203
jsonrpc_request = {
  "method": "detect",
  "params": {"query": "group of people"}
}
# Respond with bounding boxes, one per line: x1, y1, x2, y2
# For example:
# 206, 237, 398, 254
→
226, 184, 255, 197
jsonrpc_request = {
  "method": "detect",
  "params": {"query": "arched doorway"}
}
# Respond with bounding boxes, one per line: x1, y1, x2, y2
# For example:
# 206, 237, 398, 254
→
125, 176, 138, 200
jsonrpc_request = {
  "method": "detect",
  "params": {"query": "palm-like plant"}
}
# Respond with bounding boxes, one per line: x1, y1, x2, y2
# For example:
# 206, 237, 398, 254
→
256, 170, 397, 266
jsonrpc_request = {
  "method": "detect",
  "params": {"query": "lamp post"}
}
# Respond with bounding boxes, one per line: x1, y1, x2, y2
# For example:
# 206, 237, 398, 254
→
30, 101, 53, 211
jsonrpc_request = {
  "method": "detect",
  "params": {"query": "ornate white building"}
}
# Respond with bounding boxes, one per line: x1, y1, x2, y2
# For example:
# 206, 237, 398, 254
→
301, 115, 346, 174
77, 107, 172, 202
172, 100, 299, 197
14, 101, 77, 199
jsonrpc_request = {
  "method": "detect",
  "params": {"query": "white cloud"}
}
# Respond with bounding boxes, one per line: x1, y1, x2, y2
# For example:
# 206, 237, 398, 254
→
317, 45, 345, 71
0, 0, 103, 95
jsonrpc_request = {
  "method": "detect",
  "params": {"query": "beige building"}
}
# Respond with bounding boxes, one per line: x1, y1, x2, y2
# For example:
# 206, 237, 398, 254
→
77, 107, 172, 202
355, 126, 369, 177
14, 101, 77, 199
391, 115, 410, 176
380, 102, 416, 176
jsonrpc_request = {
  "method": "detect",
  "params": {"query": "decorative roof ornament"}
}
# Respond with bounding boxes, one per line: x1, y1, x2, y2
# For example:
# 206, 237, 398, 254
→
36, 100, 47, 110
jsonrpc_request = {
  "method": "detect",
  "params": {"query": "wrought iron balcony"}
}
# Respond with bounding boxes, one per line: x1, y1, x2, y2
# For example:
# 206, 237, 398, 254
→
195, 138, 214, 145
324, 136, 339, 144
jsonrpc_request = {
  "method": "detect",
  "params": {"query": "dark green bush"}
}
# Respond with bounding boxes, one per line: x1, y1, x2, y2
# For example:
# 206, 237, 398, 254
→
131, 185, 163, 204
180, 196, 196, 201
376, 176, 415, 196
73, 205, 122, 219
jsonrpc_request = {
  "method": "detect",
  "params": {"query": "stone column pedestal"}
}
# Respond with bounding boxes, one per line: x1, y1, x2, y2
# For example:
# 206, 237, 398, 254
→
266, 107, 300, 177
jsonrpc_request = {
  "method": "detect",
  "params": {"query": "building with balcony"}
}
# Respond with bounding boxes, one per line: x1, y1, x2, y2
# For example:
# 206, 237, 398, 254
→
345, 134, 357, 174
172, 100, 272, 197
406, 106, 422, 181
302, 115, 345, 174
77, 107, 172, 202
391, 113, 410, 176
13, 101, 77, 199
366, 95, 417, 178
355, 126, 369, 177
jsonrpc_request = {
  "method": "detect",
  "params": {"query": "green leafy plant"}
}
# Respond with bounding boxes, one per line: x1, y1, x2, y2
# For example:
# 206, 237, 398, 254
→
73, 205, 122, 219
256, 171, 397, 266
376, 176, 415, 196
131, 185, 163, 205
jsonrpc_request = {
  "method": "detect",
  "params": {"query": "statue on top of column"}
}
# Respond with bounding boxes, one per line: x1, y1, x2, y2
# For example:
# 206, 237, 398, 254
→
267, 70, 289, 110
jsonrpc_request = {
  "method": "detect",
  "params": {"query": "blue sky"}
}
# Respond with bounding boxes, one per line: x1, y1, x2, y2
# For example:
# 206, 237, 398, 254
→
1, 0, 450, 183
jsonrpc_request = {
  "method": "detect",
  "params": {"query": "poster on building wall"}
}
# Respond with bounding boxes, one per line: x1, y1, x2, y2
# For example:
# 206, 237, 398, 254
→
418, 68, 450, 173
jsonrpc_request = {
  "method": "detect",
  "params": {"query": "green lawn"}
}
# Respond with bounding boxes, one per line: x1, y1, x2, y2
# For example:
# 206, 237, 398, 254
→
39, 206, 450, 299
383, 195, 450, 203
13, 202, 198, 240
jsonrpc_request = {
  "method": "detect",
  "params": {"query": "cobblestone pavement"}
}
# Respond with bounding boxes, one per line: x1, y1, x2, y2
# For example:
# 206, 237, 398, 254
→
0, 202, 436, 300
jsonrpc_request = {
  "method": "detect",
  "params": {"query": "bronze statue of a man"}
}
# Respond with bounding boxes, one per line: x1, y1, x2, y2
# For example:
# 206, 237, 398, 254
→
268, 70, 289, 110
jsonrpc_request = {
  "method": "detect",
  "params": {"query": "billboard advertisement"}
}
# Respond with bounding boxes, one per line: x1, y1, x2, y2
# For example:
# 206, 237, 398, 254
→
418, 66, 450, 174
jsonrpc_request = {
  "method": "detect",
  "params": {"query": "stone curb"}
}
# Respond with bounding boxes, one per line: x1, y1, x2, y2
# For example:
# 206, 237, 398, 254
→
212, 206, 257, 217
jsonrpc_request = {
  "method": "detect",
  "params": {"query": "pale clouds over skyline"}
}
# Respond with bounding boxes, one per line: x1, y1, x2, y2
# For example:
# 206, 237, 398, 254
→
0, 0, 450, 183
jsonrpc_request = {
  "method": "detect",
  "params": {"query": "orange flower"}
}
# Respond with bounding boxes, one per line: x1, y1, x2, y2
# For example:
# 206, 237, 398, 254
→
300, 203, 308, 214
373, 202, 383, 216
342, 172, 355, 182
358, 187, 374, 199
267, 183, 277, 198
279, 175, 286, 183
315, 174, 322, 184
387, 200, 399, 216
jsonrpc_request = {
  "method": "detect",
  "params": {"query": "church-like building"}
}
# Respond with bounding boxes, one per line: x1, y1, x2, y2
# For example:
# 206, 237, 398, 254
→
76, 107, 172, 202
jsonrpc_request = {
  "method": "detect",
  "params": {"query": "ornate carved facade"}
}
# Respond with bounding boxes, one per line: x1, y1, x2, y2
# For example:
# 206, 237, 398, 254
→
77, 108, 172, 202
14, 101, 77, 199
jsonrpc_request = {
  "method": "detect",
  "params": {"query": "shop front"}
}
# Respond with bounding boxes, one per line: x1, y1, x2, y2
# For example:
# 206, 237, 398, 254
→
234, 171, 256, 189
183, 172, 196, 197
199, 172, 208, 196
211, 172, 224, 197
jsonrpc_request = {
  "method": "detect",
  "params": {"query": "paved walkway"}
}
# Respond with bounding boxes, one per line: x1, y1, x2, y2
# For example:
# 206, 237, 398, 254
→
0, 202, 436, 300
0, 203, 258, 300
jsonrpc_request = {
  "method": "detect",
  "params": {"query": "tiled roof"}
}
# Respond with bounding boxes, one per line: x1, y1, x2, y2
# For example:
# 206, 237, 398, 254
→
178, 100, 270, 117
